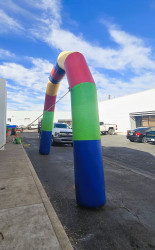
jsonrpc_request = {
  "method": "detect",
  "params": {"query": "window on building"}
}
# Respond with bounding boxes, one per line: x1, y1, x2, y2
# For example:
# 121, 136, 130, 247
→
135, 116, 142, 127
149, 115, 155, 126
142, 116, 149, 127
137, 115, 155, 127
7, 118, 11, 122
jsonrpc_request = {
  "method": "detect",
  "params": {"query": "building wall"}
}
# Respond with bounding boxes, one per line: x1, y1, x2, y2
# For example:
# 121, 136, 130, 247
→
0, 79, 7, 150
7, 110, 72, 127
98, 88, 155, 132
7, 88, 155, 133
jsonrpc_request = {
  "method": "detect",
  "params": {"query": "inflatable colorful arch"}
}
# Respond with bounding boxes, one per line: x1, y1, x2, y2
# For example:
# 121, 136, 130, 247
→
39, 51, 106, 207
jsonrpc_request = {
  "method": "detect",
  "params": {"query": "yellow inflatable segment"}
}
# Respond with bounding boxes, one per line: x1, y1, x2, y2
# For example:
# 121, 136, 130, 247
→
57, 51, 73, 70
46, 80, 60, 96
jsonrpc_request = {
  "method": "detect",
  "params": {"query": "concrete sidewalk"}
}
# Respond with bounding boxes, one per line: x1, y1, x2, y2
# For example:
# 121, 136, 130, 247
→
0, 141, 73, 250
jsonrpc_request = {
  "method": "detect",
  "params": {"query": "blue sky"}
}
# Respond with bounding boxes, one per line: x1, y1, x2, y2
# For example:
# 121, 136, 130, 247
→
0, 0, 155, 111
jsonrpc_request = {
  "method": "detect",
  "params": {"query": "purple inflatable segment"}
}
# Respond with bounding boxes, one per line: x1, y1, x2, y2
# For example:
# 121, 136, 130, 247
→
44, 94, 56, 111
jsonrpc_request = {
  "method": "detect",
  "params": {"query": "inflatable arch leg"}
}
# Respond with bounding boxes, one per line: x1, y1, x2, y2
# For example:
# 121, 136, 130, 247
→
39, 51, 106, 208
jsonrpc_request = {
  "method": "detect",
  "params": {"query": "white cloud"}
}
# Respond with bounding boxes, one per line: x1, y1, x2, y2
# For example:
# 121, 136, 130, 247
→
109, 27, 155, 71
29, 57, 52, 73
93, 68, 155, 102
0, 9, 23, 33
2, 1, 155, 74
1, 0, 155, 111
0, 0, 28, 13
2, 54, 155, 111
7, 91, 29, 104
28, 0, 61, 20
0, 57, 71, 111
20, 2, 155, 74
0, 58, 52, 90
6, 82, 21, 90
31, 23, 155, 73
0, 58, 50, 110
25, 0, 62, 28
0, 49, 15, 58
7, 88, 46, 111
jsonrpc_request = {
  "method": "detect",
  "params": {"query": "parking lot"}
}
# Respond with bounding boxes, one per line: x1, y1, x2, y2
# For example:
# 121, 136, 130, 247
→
22, 133, 155, 250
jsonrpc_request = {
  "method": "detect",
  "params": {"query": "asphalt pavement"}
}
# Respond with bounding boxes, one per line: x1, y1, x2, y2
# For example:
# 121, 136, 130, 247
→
22, 132, 155, 250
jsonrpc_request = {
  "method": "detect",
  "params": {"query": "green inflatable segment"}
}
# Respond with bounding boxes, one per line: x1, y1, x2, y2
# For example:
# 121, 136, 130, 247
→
71, 82, 101, 141
42, 111, 54, 131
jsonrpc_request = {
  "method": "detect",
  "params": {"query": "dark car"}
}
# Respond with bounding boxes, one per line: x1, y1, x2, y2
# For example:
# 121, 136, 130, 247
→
145, 127, 155, 144
127, 127, 152, 143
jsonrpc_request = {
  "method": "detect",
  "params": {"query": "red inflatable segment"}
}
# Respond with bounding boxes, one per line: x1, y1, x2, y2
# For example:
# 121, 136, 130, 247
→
64, 52, 95, 89
44, 94, 56, 111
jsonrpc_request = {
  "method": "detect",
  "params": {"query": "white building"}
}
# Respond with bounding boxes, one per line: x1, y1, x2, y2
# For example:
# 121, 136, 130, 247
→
6, 88, 155, 133
98, 88, 155, 132
7, 110, 72, 128
0, 79, 7, 150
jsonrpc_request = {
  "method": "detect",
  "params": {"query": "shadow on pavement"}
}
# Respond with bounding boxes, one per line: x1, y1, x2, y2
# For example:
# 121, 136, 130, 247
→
23, 133, 155, 250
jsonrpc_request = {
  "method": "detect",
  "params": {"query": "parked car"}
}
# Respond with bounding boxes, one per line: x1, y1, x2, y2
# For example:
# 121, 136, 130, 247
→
18, 125, 26, 129
52, 122, 72, 145
38, 121, 73, 146
126, 127, 153, 143
99, 121, 117, 135
145, 127, 155, 144
28, 124, 38, 130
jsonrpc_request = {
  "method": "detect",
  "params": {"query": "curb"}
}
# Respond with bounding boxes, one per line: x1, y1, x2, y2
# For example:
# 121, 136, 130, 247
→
22, 144, 73, 250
